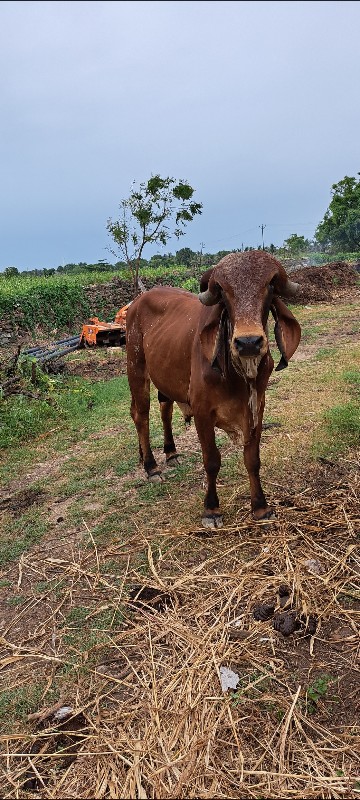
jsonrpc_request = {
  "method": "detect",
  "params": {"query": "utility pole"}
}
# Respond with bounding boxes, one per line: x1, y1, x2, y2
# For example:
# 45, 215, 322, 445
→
259, 224, 266, 250
199, 242, 205, 270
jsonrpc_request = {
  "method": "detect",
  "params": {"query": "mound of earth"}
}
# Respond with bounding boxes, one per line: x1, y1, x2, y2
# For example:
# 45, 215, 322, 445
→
290, 261, 360, 304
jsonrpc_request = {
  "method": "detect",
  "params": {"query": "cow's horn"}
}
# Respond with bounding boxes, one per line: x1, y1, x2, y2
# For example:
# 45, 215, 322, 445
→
281, 279, 300, 298
198, 288, 219, 306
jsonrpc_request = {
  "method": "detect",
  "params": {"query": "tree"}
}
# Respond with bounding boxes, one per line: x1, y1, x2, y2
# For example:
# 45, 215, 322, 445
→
4, 266, 19, 277
283, 233, 310, 255
175, 247, 194, 267
107, 175, 202, 292
315, 173, 360, 252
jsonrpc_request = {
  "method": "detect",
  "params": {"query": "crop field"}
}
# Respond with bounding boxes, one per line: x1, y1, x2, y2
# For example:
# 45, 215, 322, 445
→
0, 267, 196, 336
0, 288, 359, 797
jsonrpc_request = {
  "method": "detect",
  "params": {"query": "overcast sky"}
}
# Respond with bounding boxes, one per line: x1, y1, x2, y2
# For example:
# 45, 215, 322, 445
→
1, 0, 359, 270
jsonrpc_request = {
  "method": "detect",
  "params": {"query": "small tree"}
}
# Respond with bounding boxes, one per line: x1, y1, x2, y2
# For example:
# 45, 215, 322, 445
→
107, 175, 202, 293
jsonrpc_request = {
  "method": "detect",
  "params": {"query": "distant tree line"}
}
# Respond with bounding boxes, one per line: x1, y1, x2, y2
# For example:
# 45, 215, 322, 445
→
2, 171, 359, 278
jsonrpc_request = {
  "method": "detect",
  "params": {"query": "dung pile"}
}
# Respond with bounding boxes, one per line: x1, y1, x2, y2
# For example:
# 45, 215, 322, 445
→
290, 261, 360, 304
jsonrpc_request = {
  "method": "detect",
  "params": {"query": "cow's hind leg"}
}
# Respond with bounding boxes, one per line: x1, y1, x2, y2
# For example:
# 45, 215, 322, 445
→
129, 377, 162, 482
194, 417, 222, 529
158, 391, 179, 466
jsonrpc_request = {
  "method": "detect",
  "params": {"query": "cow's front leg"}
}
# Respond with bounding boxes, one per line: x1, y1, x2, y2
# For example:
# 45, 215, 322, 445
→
243, 424, 275, 520
194, 417, 222, 529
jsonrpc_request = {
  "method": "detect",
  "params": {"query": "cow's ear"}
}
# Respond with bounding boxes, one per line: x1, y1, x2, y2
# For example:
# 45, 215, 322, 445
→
200, 305, 222, 364
200, 308, 231, 377
270, 297, 301, 371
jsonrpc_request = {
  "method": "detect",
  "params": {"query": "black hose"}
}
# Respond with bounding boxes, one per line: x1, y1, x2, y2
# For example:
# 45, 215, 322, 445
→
23, 335, 80, 355
37, 342, 80, 363
32, 339, 80, 361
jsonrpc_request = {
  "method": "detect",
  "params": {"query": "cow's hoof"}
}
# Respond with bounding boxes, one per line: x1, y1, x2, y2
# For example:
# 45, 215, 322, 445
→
148, 471, 164, 483
253, 509, 276, 522
202, 513, 223, 529
165, 454, 180, 468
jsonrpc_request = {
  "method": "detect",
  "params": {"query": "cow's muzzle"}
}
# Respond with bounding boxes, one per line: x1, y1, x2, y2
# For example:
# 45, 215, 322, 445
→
233, 335, 264, 356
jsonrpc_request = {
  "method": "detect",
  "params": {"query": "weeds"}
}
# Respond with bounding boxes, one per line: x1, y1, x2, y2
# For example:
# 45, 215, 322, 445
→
306, 674, 334, 714
0, 685, 45, 733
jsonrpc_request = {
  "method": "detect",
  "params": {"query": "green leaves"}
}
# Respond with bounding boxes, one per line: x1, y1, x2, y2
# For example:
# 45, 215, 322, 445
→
315, 173, 360, 251
106, 174, 202, 291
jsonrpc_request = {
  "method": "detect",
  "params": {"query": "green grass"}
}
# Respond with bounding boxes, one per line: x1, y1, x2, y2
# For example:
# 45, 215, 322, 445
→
0, 685, 45, 732
0, 374, 131, 450
0, 507, 48, 566
0, 394, 60, 448
313, 367, 360, 458
61, 603, 124, 655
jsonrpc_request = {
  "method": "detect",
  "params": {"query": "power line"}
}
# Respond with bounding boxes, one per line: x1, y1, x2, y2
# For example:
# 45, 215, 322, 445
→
205, 222, 317, 247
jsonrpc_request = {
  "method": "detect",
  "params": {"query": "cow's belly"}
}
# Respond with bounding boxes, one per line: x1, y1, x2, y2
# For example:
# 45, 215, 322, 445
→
148, 368, 190, 404
144, 339, 192, 404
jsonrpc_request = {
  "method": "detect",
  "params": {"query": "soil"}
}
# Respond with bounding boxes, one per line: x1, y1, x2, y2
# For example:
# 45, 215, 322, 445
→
0, 275, 359, 798
64, 347, 127, 380
291, 261, 360, 303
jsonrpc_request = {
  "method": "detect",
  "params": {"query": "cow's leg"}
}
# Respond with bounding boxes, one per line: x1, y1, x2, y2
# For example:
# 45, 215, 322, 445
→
243, 417, 275, 520
129, 376, 162, 483
158, 391, 179, 465
194, 417, 222, 529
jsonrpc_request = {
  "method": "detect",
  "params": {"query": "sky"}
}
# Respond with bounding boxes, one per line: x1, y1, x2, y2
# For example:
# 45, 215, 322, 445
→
1, 0, 360, 271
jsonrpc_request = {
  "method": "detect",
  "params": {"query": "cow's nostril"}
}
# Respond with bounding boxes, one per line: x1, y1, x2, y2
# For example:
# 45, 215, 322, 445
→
234, 335, 264, 355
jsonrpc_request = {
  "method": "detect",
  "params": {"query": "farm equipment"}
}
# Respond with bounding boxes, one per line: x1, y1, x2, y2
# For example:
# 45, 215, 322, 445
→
21, 303, 131, 364
79, 303, 130, 348
21, 277, 147, 364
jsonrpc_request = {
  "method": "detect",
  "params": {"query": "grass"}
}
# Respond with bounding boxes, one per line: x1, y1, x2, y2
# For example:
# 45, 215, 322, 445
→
312, 367, 360, 459
0, 294, 359, 798
0, 508, 48, 566
0, 686, 45, 733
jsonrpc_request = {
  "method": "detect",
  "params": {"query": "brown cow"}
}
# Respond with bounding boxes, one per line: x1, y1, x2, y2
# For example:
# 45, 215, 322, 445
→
126, 251, 301, 528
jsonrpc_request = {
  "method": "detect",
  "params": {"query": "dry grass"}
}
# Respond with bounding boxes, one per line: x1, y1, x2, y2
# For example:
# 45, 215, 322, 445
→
1, 292, 359, 798
0, 453, 359, 798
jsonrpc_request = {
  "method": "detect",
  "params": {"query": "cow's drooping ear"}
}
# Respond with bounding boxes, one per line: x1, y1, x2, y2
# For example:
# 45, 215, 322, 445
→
199, 306, 229, 375
270, 297, 301, 371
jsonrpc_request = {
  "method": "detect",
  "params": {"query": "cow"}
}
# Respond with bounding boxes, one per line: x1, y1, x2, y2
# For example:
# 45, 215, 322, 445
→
126, 251, 301, 528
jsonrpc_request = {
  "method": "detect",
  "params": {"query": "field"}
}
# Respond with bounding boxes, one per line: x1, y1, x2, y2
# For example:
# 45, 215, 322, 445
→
0, 288, 359, 798
0, 267, 196, 337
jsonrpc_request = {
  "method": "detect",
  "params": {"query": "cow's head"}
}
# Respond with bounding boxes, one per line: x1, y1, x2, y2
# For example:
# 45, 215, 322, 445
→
198, 251, 301, 376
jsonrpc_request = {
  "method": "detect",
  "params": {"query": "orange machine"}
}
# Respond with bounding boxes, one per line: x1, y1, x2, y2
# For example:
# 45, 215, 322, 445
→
79, 303, 131, 348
